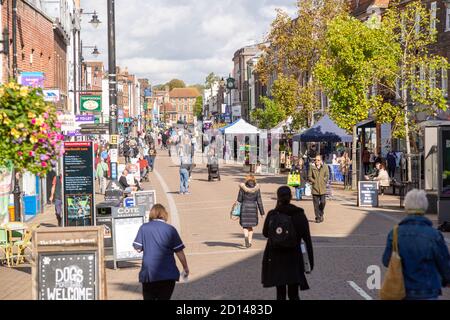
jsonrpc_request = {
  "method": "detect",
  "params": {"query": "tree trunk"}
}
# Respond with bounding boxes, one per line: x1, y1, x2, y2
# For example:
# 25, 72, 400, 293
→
404, 102, 412, 182
352, 125, 358, 190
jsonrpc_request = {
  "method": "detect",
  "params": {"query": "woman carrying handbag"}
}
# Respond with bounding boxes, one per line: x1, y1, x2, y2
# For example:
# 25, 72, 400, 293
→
236, 175, 265, 248
381, 189, 450, 300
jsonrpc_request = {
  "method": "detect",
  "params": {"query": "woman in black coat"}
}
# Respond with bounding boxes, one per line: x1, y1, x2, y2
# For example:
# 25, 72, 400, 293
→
262, 186, 314, 300
237, 175, 265, 248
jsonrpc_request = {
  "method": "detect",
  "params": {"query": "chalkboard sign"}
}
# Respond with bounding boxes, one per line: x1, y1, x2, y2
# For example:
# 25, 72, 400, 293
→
38, 252, 97, 300
32, 227, 106, 300
358, 181, 379, 207
63, 142, 95, 227
133, 190, 156, 218
112, 206, 146, 263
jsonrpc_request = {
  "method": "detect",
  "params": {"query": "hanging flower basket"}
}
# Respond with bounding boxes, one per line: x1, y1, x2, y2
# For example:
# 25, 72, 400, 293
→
0, 81, 64, 175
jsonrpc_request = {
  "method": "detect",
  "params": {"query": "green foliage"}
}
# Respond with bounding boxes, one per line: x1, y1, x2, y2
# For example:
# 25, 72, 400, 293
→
0, 82, 64, 175
382, 0, 449, 138
194, 96, 203, 119
205, 72, 220, 89
189, 84, 205, 95
251, 97, 286, 129
167, 79, 186, 91
314, 14, 401, 132
256, 0, 348, 127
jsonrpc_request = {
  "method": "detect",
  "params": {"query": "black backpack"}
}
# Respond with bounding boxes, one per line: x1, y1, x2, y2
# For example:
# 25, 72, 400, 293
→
268, 211, 297, 249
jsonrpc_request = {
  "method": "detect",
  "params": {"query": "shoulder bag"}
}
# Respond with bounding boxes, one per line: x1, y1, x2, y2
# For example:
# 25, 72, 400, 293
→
380, 225, 406, 300
230, 201, 241, 221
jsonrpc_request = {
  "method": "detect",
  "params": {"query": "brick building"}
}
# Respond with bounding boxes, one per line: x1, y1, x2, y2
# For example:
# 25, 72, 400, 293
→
232, 44, 261, 121
1, 0, 69, 110
169, 87, 201, 124
81, 61, 103, 92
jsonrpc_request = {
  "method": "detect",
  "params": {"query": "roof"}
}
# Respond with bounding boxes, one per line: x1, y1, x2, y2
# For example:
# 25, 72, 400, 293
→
169, 88, 201, 98
219, 119, 259, 134
293, 115, 352, 143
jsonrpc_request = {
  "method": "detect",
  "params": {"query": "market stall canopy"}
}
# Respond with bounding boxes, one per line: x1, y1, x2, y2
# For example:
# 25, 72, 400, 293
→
293, 115, 352, 143
219, 119, 260, 134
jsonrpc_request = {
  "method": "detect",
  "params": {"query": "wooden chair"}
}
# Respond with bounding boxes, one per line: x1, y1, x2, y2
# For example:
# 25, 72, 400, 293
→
0, 227, 12, 267
12, 223, 40, 265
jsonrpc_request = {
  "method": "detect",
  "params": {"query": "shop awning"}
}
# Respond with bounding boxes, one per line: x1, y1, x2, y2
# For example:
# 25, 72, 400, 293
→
293, 115, 352, 143
356, 118, 376, 128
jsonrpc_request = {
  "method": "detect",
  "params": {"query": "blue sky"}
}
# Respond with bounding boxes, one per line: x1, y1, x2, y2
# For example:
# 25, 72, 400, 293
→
80, 0, 296, 85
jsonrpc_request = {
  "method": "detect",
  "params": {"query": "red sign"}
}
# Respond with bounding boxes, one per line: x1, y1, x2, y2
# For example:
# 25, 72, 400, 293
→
64, 142, 92, 147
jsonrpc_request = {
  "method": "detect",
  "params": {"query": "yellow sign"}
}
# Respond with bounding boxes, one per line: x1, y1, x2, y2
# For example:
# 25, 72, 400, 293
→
110, 135, 119, 145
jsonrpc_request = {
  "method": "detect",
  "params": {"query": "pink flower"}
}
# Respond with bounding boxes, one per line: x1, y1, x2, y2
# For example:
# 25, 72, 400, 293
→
29, 151, 35, 157
43, 113, 49, 119
31, 119, 36, 125
55, 122, 61, 128
18, 151, 23, 156
41, 161, 47, 168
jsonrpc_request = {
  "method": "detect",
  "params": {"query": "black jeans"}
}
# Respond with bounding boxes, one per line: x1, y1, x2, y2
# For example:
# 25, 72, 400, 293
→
276, 284, 300, 300
388, 167, 396, 179
142, 280, 176, 300
313, 195, 326, 219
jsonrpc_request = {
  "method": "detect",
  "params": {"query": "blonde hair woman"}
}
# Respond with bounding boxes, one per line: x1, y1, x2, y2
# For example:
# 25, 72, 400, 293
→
133, 204, 189, 300
237, 175, 265, 248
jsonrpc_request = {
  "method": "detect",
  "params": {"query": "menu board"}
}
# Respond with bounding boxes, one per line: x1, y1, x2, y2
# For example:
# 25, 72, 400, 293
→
358, 181, 379, 207
63, 142, 95, 226
32, 227, 106, 300
112, 206, 145, 262
38, 252, 97, 300
133, 190, 156, 218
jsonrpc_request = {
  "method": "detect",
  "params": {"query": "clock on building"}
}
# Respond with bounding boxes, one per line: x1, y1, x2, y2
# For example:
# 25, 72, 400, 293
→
226, 77, 235, 90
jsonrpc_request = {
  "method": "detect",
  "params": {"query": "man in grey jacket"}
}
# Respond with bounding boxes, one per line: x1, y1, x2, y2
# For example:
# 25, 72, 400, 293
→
308, 155, 330, 223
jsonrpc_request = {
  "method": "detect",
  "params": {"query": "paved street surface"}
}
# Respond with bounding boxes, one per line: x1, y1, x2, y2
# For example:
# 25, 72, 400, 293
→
1, 149, 450, 300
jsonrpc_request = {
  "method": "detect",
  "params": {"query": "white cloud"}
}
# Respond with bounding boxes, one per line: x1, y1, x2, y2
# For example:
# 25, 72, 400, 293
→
80, 0, 296, 85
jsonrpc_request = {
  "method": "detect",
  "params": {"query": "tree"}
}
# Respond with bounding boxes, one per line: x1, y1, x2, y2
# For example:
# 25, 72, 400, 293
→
256, 0, 348, 127
0, 81, 64, 175
314, 14, 401, 189
381, 0, 449, 181
194, 96, 203, 120
167, 79, 186, 91
189, 84, 205, 95
251, 97, 286, 129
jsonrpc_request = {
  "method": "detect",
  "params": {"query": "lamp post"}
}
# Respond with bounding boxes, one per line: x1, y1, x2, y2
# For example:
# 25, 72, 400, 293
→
107, 0, 119, 183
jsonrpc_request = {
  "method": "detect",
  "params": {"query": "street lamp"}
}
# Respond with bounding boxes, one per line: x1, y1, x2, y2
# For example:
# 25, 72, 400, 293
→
89, 11, 101, 28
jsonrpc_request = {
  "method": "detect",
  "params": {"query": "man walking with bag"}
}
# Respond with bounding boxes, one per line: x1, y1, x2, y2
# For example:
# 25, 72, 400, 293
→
308, 155, 329, 223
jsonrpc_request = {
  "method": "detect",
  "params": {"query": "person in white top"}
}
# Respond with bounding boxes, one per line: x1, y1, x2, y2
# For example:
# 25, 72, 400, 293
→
372, 163, 390, 194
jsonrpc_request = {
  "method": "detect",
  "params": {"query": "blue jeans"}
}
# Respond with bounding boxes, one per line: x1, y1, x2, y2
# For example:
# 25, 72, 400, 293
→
180, 168, 189, 193
295, 187, 303, 200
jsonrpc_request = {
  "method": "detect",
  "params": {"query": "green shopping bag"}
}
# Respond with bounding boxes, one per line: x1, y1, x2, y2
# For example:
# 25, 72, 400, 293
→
287, 173, 301, 187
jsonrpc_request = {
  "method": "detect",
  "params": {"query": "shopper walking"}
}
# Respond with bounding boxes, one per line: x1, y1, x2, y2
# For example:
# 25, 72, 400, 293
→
179, 154, 191, 195
386, 150, 398, 179
382, 189, 450, 300
133, 204, 189, 300
262, 186, 314, 300
96, 158, 109, 195
49, 174, 63, 227
149, 143, 157, 172
236, 175, 265, 248
308, 155, 329, 223
339, 152, 351, 190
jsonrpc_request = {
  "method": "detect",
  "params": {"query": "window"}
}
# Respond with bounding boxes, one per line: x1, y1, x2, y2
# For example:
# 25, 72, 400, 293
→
447, 8, 450, 32
430, 2, 437, 31
442, 67, 448, 98
419, 64, 425, 96
415, 12, 421, 34
430, 67, 436, 91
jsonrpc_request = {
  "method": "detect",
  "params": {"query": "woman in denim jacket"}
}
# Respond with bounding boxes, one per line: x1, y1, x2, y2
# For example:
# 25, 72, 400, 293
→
382, 189, 450, 300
